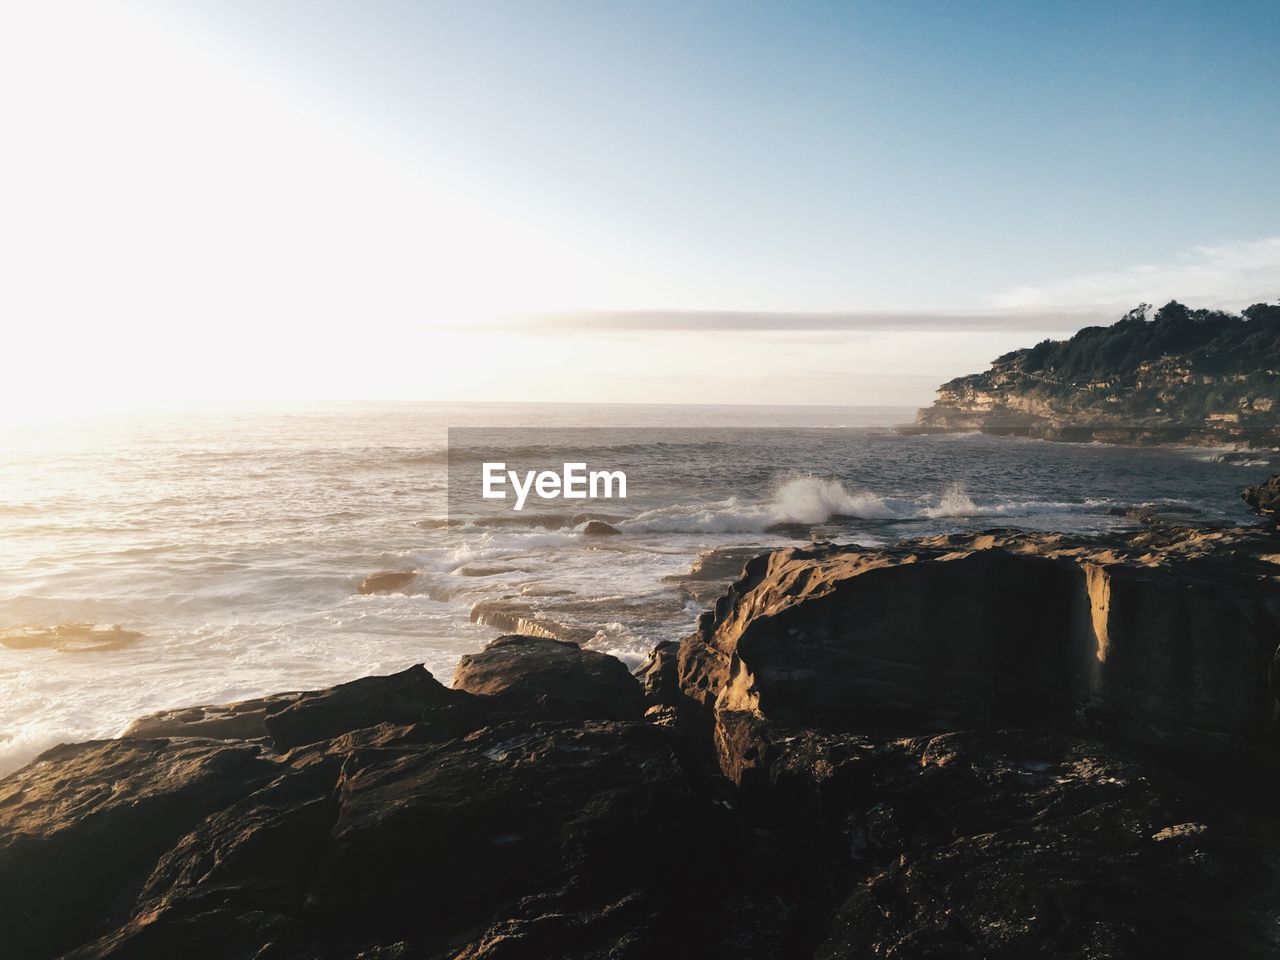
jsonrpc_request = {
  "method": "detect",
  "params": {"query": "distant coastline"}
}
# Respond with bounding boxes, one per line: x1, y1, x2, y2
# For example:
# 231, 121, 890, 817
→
902, 301, 1280, 451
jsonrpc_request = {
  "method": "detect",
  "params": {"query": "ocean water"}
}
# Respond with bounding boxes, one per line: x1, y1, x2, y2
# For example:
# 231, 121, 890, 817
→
0, 401, 1271, 776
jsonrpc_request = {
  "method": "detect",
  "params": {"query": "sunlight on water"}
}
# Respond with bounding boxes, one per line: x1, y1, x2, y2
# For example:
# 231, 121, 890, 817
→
0, 401, 1264, 775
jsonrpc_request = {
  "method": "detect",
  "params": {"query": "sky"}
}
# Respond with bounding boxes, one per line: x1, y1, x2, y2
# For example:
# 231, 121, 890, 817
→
1, 0, 1277, 418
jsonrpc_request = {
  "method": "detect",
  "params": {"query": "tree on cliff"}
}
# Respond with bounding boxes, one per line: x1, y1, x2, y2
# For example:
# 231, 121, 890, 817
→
947, 300, 1280, 391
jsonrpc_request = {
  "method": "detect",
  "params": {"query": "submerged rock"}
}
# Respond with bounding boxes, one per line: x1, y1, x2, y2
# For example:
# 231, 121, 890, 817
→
454, 634, 643, 720
634, 639, 681, 709
356, 570, 417, 594
581, 519, 621, 536
0, 623, 142, 652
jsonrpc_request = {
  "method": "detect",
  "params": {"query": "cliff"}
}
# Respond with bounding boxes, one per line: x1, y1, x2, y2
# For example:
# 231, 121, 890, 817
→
4, 520, 1280, 958
907, 300, 1280, 447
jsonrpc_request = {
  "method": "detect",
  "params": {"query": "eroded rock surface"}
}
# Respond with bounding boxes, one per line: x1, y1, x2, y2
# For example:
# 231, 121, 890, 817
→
675, 525, 1280, 783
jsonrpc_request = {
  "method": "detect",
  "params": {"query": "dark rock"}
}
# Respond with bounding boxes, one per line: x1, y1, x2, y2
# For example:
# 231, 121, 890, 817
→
1243, 474, 1280, 525
356, 571, 417, 594
570, 511, 629, 526
0, 738, 277, 959
454, 564, 520, 577
581, 520, 621, 536
761, 727, 1271, 960
454, 635, 643, 721
6, 524, 1280, 959
264, 665, 473, 750
762, 520, 812, 538
305, 720, 727, 956
634, 640, 681, 709
4, 719, 735, 960
678, 527, 1280, 783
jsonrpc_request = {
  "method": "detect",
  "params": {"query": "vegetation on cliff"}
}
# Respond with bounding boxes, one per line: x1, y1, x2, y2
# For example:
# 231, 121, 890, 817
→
914, 301, 1280, 445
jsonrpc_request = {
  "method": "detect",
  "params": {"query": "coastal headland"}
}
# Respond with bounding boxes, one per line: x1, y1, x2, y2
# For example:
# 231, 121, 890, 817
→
903, 301, 1280, 449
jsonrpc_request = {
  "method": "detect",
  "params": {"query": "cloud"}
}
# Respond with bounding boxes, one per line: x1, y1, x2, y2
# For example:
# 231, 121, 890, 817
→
986, 236, 1280, 311
523, 309, 1108, 334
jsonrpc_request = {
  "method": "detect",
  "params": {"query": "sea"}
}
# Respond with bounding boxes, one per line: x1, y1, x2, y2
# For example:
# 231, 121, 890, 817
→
0, 401, 1272, 776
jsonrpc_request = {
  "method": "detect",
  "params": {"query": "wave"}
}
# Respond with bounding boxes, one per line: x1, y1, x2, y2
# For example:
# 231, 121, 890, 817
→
605, 477, 1106, 536
619, 476, 892, 534
920, 482, 1086, 519
397, 449, 451, 466
1195, 453, 1272, 467
772, 475, 895, 523
920, 483, 980, 519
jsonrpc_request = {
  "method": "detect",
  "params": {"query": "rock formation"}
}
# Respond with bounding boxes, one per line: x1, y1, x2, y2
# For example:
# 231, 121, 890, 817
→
4, 523, 1280, 958
905, 300, 1280, 447
454, 634, 644, 720
356, 570, 417, 594
1244, 474, 1280, 526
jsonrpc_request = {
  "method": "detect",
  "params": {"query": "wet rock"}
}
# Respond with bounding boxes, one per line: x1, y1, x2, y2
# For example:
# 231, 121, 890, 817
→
634, 639, 681, 709
1243, 474, 1280, 526
664, 545, 766, 606
782, 729, 1261, 960
356, 571, 417, 594
570, 511, 629, 526
454, 564, 520, 577
678, 526, 1280, 782
762, 520, 812, 538
1, 717, 734, 960
469, 598, 595, 645
306, 720, 726, 957
581, 520, 621, 536
454, 635, 643, 721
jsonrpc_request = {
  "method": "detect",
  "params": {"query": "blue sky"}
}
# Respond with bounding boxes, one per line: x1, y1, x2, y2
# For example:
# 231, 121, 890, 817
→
156, 0, 1280, 310
1, 1, 1277, 410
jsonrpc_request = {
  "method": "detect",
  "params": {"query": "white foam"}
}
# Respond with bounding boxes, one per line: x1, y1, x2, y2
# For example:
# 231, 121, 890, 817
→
921, 482, 1084, 519
771, 475, 895, 522
621, 476, 892, 533
921, 482, 981, 518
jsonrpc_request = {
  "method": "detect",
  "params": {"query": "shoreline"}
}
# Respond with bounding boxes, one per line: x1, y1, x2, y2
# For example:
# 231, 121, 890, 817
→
4, 504, 1280, 957
897, 420, 1280, 452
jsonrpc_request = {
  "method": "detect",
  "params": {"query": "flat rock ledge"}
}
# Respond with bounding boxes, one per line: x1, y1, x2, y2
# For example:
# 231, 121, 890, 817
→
4, 524, 1280, 959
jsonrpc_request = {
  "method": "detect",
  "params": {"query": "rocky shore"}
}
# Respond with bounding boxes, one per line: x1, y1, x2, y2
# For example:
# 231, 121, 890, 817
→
4, 501, 1280, 957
